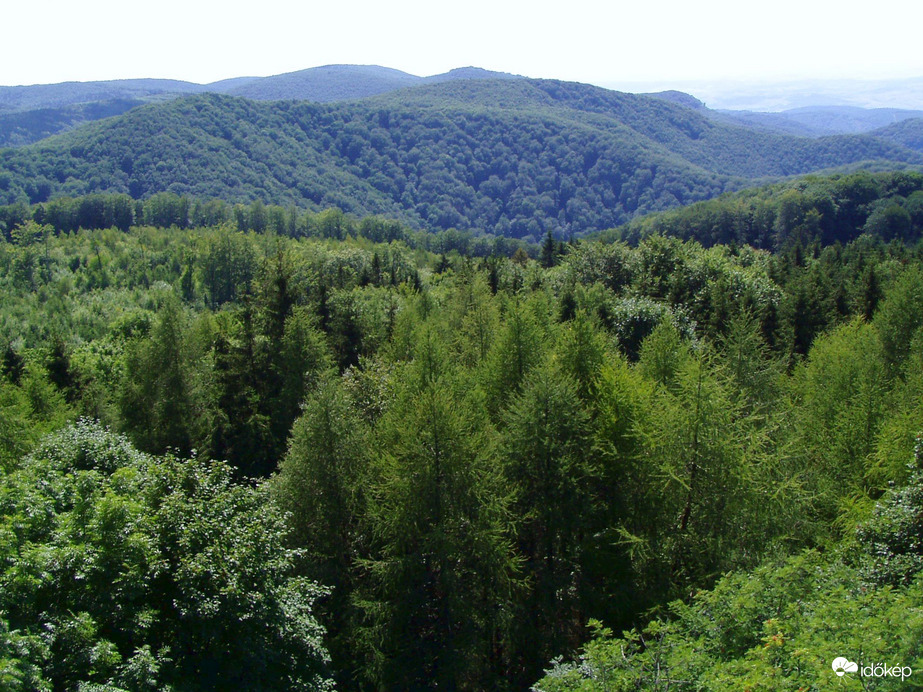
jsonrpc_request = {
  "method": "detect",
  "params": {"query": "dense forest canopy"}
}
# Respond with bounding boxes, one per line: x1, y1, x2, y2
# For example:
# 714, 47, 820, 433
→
1, 79, 921, 240
607, 169, 923, 249
2, 169, 923, 688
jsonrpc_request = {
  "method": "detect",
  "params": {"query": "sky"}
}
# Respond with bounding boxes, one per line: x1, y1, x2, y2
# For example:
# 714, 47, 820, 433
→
3, 0, 922, 97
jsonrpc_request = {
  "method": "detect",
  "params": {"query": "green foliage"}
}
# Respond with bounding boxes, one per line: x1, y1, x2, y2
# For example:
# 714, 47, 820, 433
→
482, 296, 546, 411
117, 295, 196, 454
536, 551, 923, 691
0, 420, 333, 690
874, 264, 923, 373
718, 309, 784, 413
629, 351, 778, 599
356, 365, 520, 689
1, 195, 923, 690
637, 319, 691, 387
790, 318, 890, 526
536, 438, 923, 691
273, 375, 368, 666
2, 83, 919, 237
501, 363, 596, 677
857, 436, 923, 586
200, 225, 256, 307
612, 171, 923, 250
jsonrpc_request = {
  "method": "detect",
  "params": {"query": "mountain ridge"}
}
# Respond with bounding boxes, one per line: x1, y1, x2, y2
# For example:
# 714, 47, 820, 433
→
3, 66, 922, 149
0, 65, 524, 147
1, 78, 920, 239
0, 65, 523, 112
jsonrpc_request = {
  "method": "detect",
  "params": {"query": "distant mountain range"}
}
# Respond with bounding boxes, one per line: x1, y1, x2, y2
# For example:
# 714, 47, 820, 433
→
713, 106, 923, 138
617, 76, 923, 111
3, 66, 923, 149
1, 73, 920, 239
0, 66, 521, 146
0, 65, 521, 111
645, 91, 923, 138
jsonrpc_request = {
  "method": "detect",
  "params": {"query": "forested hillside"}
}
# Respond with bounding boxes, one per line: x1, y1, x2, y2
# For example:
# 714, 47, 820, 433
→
609, 170, 923, 249
2, 174, 922, 687
874, 117, 923, 153
1, 80, 920, 239
0, 99, 147, 148
0, 79, 203, 113
5, 68, 922, 150
0, 65, 520, 115
0, 66, 520, 147
708, 106, 923, 138
221, 65, 520, 102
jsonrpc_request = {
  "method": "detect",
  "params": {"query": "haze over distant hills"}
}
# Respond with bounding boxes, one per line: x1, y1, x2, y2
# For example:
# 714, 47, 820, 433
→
646, 91, 923, 138
0, 65, 522, 147
714, 106, 923, 137
216, 65, 522, 102
7, 68, 922, 112
3, 65, 923, 148
615, 75, 923, 111
0, 65, 520, 113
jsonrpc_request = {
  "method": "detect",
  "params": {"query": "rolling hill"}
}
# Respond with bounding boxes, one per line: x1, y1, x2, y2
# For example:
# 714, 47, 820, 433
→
714, 106, 923, 137
0, 78, 920, 238
872, 117, 923, 153
221, 64, 520, 102
4, 66, 921, 150
646, 91, 923, 138
0, 98, 147, 147
220, 64, 422, 102
0, 65, 523, 113
0, 78, 203, 112
0, 65, 522, 146
603, 169, 923, 249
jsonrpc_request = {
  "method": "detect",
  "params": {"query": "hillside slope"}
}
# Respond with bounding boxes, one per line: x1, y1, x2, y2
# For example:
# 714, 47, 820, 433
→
606, 170, 923, 249
1, 79, 920, 237
0, 66, 523, 145
872, 117, 923, 153
0, 98, 146, 147
712, 105, 923, 137
223, 64, 522, 102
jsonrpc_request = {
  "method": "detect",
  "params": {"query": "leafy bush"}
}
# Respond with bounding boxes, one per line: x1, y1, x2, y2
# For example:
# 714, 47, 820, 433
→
0, 420, 333, 691
857, 435, 923, 586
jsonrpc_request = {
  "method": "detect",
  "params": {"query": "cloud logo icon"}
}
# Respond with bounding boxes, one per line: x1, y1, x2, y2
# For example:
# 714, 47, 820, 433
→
832, 657, 859, 676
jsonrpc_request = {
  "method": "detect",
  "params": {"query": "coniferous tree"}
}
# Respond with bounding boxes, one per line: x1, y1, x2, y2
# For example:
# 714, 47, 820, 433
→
356, 359, 519, 690
792, 318, 889, 525
274, 375, 366, 686
875, 265, 923, 373
540, 230, 558, 268
482, 298, 545, 413
117, 296, 194, 454
501, 363, 595, 682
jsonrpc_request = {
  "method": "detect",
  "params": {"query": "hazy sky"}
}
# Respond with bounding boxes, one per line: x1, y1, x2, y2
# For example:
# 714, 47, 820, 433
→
3, 0, 921, 89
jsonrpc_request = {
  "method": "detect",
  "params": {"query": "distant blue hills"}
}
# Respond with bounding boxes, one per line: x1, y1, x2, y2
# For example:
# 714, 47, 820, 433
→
2, 65, 922, 149
0, 65, 522, 147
